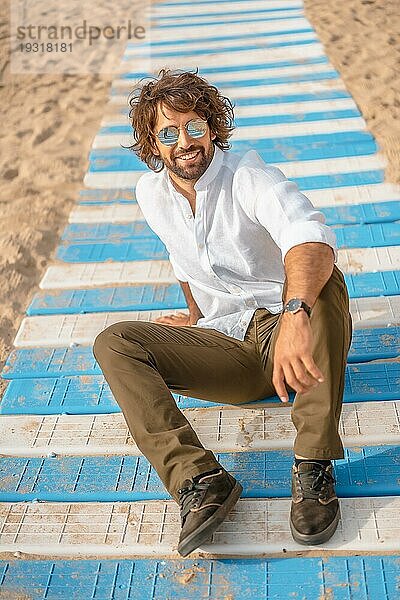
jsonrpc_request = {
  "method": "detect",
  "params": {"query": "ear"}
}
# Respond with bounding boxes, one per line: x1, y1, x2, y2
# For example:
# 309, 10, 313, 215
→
211, 131, 216, 141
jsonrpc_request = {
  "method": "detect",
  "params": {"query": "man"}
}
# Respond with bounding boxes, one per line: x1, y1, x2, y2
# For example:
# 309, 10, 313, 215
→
93, 69, 353, 557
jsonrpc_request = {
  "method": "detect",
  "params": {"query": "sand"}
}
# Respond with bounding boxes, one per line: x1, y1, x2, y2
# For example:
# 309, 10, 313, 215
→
304, 0, 400, 183
0, 0, 147, 398
0, 0, 399, 400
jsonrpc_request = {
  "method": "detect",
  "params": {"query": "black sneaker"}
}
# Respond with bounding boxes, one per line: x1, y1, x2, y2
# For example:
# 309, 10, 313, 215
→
290, 461, 340, 545
177, 468, 243, 557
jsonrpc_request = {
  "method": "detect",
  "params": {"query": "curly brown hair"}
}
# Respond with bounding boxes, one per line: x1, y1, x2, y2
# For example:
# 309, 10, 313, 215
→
126, 68, 235, 172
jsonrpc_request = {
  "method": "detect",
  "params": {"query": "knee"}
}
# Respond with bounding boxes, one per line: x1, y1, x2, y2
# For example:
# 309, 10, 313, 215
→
93, 322, 123, 362
93, 321, 142, 364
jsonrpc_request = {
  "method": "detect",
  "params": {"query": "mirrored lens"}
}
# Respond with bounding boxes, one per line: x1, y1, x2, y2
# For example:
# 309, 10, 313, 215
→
186, 119, 208, 138
157, 119, 208, 146
158, 126, 179, 146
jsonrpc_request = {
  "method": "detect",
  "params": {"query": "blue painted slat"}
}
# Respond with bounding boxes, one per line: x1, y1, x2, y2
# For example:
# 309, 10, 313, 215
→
0, 447, 399, 502
123, 38, 319, 60
1, 347, 100, 380
346, 326, 400, 363
56, 220, 396, 263
96, 131, 373, 156
335, 222, 400, 248
1, 361, 398, 414
344, 270, 400, 298
115, 71, 339, 95
24, 271, 400, 316
2, 328, 398, 381
1, 556, 399, 600
125, 28, 314, 49
120, 56, 328, 79
99, 108, 358, 136
294, 169, 384, 191
27, 283, 186, 316
321, 200, 400, 225
89, 140, 377, 171
154, 2, 300, 23
56, 239, 168, 263
90, 131, 374, 160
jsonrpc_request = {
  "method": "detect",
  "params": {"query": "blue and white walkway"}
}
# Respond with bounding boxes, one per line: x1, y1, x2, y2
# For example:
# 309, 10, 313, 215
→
1, 0, 400, 598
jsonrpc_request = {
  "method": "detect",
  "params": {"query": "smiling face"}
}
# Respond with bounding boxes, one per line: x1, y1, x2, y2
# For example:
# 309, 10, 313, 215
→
152, 103, 216, 182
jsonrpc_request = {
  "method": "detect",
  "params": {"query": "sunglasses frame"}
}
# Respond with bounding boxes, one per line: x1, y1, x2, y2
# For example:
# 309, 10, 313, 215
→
156, 118, 208, 147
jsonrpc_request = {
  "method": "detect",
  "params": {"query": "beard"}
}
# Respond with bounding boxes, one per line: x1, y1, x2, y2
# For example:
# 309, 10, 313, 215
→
164, 144, 214, 181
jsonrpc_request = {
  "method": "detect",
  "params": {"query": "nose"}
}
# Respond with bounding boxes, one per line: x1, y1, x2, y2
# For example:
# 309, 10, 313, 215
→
177, 126, 193, 149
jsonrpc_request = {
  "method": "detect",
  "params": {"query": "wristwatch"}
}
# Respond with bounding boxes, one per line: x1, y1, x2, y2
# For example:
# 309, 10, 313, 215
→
283, 298, 312, 317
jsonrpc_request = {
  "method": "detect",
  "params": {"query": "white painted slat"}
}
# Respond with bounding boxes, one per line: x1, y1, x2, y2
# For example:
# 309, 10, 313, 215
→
121, 44, 326, 73
39, 246, 400, 290
12, 291, 400, 347
40, 261, 177, 290
151, 9, 305, 26
124, 31, 318, 57
0, 497, 399, 555
1, 401, 399, 456
349, 296, 400, 328
307, 183, 400, 207
84, 154, 385, 190
69, 204, 143, 224
102, 97, 358, 126
84, 171, 144, 188
13, 309, 188, 348
146, 19, 313, 43
110, 79, 346, 107
88, 153, 387, 180
121, 44, 325, 72
113, 62, 335, 90
92, 118, 364, 151
337, 246, 400, 274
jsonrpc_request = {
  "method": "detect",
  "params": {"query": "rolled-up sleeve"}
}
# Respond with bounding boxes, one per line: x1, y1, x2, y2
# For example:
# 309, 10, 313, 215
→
250, 167, 338, 263
169, 253, 188, 282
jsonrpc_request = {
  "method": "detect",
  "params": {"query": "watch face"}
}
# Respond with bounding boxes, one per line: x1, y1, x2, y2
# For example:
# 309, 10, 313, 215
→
287, 298, 302, 311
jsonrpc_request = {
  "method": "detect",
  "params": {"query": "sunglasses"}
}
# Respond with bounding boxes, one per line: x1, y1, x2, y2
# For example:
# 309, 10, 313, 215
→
156, 118, 208, 147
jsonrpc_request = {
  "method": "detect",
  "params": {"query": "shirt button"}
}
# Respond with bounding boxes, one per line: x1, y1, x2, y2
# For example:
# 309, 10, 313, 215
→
199, 243, 204, 249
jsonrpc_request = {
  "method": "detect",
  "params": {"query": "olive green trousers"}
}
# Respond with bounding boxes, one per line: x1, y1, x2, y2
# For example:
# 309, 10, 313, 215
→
93, 265, 352, 500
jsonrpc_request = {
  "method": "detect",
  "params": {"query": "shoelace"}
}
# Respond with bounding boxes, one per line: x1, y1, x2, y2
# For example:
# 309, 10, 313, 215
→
178, 481, 210, 522
296, 464, 336, 500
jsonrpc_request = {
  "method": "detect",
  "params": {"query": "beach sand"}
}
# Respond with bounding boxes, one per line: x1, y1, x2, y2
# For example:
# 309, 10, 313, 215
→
304, 0, 400, 183
0, 0, 399, 399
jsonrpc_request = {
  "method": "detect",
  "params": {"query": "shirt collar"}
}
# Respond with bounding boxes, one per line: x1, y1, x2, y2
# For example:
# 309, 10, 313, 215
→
194, 144, 224, 191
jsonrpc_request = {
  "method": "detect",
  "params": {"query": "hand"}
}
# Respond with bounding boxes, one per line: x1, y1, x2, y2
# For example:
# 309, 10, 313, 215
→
154, 312, 191, 326
272, 311, 324, 403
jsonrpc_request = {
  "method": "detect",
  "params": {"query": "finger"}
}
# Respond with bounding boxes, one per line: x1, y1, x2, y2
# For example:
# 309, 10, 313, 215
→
291, 358, 320, 388
282, 362, 310, 395
302, 356, 325, 383
272, 365, 289, 403
155, 316, 174, 324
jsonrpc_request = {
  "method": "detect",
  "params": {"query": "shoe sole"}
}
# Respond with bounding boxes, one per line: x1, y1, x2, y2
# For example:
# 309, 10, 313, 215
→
177, 481, 243, 557
290, 505, 340, 545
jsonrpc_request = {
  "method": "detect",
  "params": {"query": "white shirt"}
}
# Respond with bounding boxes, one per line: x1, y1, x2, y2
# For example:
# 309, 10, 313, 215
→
135, 145, 338, 341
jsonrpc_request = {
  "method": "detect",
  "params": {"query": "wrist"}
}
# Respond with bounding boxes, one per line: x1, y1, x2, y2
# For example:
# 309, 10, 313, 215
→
283, 297, 312, 317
